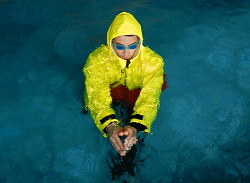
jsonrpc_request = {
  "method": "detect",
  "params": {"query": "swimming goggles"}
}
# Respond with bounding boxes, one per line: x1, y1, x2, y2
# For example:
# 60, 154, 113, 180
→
113, 40, 140, 50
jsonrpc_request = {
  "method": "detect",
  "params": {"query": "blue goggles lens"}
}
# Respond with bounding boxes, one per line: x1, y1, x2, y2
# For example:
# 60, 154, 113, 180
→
113, 40, 140, 50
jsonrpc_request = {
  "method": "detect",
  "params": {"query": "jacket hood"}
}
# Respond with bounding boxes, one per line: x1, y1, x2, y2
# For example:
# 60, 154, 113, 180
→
107, 12, 143, 68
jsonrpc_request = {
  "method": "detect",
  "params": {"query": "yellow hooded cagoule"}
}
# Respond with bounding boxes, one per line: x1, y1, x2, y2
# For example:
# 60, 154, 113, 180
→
83, 12, 164, 138
107, 12, 143, 68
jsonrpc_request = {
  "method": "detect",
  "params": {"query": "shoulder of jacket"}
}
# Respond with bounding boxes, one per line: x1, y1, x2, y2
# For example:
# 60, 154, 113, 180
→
141, 46, 163, 62
141, 46, 164, 67
89, 44, 109, 58
84, 45, 108, 70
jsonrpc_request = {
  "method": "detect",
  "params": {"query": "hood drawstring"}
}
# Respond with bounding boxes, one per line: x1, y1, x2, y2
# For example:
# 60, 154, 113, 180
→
126, 59, 131, 68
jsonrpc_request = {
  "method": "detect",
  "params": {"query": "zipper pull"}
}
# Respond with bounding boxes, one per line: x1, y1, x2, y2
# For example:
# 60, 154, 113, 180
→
126, 59, 130, 68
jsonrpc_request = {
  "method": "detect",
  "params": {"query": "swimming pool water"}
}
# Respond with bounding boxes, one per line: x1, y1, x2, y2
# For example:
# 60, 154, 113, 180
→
0, 0, 250, 182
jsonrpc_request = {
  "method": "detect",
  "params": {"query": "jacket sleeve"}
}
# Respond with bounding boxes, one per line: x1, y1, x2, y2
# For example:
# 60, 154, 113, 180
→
83, 52, 120, 138
129, 55, 164, 134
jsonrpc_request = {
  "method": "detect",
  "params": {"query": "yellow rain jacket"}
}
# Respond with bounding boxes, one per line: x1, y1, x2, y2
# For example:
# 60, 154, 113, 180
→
83, 12, 164, 138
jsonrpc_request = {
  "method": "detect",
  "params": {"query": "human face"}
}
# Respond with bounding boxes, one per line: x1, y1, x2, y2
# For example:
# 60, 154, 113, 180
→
112, 35, 139, 60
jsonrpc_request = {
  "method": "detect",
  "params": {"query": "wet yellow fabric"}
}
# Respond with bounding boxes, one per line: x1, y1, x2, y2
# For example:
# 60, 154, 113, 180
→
83, 12, 164, 138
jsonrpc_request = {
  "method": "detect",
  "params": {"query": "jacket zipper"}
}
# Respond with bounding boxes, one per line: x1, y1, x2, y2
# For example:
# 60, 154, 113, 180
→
124, 59, 130, 86
121, 59, 130, 86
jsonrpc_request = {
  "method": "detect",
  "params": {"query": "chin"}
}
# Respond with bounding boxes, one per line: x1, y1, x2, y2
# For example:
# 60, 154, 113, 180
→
122, 57, 132, 60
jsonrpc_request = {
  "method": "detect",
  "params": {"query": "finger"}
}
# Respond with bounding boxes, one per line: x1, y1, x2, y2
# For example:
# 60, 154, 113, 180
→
109, 137, 122, 153
123, 130, 129, 136
117, 128, 125, 136
124, 139, 132, 150
123, 126, 133, 135
124, 137, 137, 150
125, 126, 136, 136
124, 129, 135, 138
118, 131, 125, 136
127, 137, 138, 146
110, 136, 126, 156
114, 135, 125, 152
124, 143, 132, 150
125, 147, 131, 151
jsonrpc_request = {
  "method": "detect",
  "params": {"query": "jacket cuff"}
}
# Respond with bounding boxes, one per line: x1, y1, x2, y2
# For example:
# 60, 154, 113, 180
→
129, 114, 148, 132
100, 114, 119, 137
100, 114, 117, 124
103, 122, 118, 134
129, 122, 147, 132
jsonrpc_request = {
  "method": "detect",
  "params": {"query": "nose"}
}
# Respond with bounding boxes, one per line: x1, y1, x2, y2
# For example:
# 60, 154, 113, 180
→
124, 49, 131, 58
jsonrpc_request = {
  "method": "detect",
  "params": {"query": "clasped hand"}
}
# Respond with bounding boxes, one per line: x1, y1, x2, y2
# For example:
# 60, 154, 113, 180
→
107, 124, 138, 156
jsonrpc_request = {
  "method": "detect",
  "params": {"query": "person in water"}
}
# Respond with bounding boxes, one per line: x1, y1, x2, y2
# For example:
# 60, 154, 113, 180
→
83, 12, 166, 157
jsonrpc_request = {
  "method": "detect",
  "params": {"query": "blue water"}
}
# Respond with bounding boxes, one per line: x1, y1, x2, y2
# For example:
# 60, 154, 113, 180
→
1, 0, 250, 182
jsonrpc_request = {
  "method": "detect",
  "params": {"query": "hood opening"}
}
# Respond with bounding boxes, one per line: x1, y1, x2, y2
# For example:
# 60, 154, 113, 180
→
107, 12, 143, 67
110, 36, 142, 61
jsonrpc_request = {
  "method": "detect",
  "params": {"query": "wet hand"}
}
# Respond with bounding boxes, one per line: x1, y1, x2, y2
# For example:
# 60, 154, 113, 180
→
107, 123, 127, 156
123, 125, 138, 151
